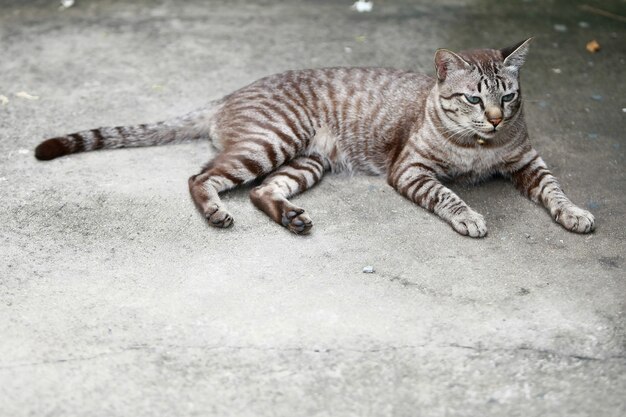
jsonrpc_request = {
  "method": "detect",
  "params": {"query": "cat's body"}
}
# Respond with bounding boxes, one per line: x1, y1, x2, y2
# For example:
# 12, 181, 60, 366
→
35, 39, 595, 237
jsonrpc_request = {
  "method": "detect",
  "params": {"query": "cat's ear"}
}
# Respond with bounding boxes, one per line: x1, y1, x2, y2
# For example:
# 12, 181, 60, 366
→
434, 49, 471, 82
501, 38, 533, 70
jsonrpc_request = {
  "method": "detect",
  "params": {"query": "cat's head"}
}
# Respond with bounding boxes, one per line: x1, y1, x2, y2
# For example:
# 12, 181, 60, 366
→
433, 39, 532, 140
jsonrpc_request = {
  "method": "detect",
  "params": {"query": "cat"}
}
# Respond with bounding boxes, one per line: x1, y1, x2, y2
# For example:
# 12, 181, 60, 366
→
34, 39, 595, 237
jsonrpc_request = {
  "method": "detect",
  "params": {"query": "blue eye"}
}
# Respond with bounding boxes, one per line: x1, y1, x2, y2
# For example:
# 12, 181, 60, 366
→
502, 93, 515, 102
464, 94, 481, 104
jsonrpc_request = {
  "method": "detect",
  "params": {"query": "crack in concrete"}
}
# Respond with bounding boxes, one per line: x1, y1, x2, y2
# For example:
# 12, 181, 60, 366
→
0, 345, 148, 370
1, 343, 624, 370
448, 343, 626, 362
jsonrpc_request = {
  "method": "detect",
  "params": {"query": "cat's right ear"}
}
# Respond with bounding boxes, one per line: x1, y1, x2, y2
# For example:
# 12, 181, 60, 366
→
434, 49, 471, 82
501, 38, 533, 71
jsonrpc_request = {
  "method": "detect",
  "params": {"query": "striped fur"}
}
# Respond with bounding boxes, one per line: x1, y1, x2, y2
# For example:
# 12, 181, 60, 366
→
34, 107, 218, 160
35, 39, 595, 236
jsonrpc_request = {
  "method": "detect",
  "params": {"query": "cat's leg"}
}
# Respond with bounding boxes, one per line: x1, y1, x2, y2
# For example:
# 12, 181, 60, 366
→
250, 153, 328, 234
504, 148, 595, 233
189, 143, 283, 228
188, 163, 236, 228
388, 162, 487, 238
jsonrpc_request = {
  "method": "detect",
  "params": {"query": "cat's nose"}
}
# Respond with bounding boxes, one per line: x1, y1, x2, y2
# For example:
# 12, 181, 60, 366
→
485, 107, 503, 127
488, 117, 502, 127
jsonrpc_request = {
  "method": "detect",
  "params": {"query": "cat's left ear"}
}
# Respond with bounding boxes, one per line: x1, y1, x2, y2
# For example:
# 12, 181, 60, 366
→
501, 38, 533, 70
434, 49, 472, 82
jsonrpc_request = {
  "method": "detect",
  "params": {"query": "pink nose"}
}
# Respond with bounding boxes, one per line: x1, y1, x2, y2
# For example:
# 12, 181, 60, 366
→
488, 117, 502, 127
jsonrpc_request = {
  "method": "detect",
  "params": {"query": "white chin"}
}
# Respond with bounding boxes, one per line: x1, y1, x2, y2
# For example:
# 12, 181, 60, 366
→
476, 130, 497, 139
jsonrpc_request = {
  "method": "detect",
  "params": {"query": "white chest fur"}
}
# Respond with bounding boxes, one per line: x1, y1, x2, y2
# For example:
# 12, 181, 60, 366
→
445, 144, 506, 181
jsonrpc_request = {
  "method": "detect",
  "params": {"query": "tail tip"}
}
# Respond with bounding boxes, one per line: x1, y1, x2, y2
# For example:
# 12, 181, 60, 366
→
35, 138, 67, 161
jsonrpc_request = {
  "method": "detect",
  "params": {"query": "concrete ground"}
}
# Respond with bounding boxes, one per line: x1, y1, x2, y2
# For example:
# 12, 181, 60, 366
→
1, 0, 624, 416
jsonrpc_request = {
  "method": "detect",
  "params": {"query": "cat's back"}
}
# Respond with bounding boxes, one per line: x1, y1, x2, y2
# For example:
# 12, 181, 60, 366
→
235, 66, 433, 103
217, 66, 433, 142
213, 67, 434, 173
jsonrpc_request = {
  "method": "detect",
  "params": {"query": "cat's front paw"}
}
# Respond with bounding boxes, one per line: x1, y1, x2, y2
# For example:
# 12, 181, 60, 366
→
450, 209, 487, 238
554, 205, 595, 234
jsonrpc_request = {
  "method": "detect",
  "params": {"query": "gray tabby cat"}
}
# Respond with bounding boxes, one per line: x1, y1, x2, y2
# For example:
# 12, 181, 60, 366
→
35, 39, 595, 237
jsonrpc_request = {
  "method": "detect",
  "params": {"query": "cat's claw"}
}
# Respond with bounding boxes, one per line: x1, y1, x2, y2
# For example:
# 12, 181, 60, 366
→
450, 209, 487, 238
554, 205, 595, 234
205, 204, 234, 228
281, 208, 313, 235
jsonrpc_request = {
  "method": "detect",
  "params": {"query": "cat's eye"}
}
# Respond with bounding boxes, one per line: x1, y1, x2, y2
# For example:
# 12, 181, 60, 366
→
464, 94, 481, 105
502, 93, 515, 102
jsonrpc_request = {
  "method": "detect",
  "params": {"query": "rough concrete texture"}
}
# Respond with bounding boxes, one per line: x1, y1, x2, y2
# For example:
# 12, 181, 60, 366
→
1, 0, 625, 416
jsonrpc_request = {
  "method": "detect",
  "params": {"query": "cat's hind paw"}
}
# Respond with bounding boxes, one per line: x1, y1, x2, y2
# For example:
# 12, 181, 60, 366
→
205, 203, 234, 228
555, 205, 595, 234
281, 208, 313, 235
450, 209, 487, 238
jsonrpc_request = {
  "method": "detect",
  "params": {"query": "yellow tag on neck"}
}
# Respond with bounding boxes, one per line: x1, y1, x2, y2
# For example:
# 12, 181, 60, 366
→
477, 138, 486, 145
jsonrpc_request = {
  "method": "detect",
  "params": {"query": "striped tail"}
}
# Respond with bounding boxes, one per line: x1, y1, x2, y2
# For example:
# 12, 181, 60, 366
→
34, 107, 215, 161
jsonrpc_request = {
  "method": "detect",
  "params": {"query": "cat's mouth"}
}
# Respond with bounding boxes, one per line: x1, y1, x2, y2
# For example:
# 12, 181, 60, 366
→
472, 121, 505, 139
475, 128, 498, 139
